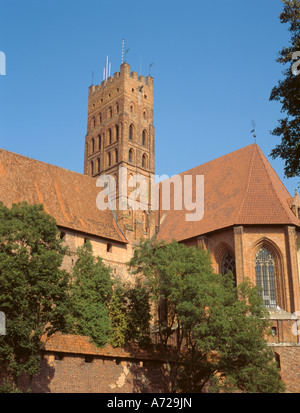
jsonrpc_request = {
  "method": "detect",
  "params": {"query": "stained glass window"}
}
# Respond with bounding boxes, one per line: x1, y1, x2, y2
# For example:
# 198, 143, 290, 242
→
255, 248, 277, 307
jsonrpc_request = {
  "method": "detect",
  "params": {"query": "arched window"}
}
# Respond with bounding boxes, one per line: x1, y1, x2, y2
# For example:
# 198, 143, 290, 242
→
116, 102, 119, 113
108, 106, 112, 118
142, 153, 147, 168
108, 128, 112, 145
143, 109, 147, 120
98, 134, 101, 151
90, 160, 94, 175
91, 138, 95, 154
115, 148, 118, 164
115, 124, 119, 141
99, 113, 102, 125
107, 152, 111, 167
97, 157, 100, 172
129, 149, 134, 163
91, 117, 95, 129
129, 124, 134, 140
142, 130, 147, 146
221, 251, 236, 277
255, 248, 277, 307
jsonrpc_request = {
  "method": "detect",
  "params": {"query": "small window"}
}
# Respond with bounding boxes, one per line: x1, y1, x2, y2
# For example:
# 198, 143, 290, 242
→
129, 124, 134, 140
107, 152, 111, 167
109, 106, 112, 118
54, 354, 64, 361
108, 128, 112, 145
99, 113, 102, 124
60, 231, 66, 240
84, 356, 94, 363
90, 160, 94, 175
142, 130, 147, 146
142, 153, 147, 168
129, 149, 134, 163
115, 149, 118, 164
115, 124, 119, 141
98, 134, 101, 150
97, 157, 100, 172
107, 243, 112, 253
271, 326, 277, 337
91, 138, 95, 154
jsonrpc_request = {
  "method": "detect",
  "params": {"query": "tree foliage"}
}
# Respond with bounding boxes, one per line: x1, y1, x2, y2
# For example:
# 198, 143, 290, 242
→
270, 0, 300, 178
129, 239, 285, 393
67, 240, 113, 347
0, 202, 70, 386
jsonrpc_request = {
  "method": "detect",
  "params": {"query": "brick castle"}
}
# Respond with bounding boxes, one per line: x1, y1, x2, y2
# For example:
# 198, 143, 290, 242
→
0, 61, 299, 392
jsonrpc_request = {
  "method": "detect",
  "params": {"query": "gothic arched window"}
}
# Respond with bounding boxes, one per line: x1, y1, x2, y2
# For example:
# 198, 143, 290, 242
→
142, 153, 147, 168
255, 248, 277, 308
142, 130, 147, 146
108, 128, 112, 145
97, 157, 100, 172
115, 124, 119, 141
221, 252, 236, 279
128, 148, 134, 163
129, 124, 134, 140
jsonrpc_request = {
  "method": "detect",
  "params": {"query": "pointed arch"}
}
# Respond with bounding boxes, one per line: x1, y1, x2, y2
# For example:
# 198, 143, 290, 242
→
252, 237, 285, 310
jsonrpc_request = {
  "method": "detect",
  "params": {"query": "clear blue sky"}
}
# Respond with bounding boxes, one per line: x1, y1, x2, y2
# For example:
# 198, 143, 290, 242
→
0, 0, 298, 196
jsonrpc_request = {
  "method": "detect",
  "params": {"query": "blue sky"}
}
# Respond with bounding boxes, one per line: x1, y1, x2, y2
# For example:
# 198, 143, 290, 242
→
0, 0, 298, 196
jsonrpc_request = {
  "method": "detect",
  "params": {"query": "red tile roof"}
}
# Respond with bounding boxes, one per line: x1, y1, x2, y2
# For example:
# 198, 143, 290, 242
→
0, 149, 127, 243
156, 144, 300, 242
42, 333, 163, 361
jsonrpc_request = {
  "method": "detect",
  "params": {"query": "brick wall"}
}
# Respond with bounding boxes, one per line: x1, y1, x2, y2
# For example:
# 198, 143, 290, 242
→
17, 352, 170, 393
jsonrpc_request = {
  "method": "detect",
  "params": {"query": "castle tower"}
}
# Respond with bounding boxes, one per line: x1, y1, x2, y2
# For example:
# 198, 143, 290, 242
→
84, 62, 156, 242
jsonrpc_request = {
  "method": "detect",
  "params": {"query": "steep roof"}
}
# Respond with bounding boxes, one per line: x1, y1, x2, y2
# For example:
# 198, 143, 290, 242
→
156, 144, 300, 243
0, 149, 127, 243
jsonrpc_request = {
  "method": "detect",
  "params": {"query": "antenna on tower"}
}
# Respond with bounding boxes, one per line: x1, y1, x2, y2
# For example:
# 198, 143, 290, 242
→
121, 39, 125, 64
251, 120, 257, 143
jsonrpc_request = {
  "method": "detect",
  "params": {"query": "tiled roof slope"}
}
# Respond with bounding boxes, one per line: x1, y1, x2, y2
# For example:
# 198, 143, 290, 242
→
157, 144, 300, 243
0, 149, 127, 243
42, 333, 163, 361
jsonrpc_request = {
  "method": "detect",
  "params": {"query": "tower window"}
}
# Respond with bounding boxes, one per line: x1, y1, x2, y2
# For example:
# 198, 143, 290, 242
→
109, 106, 112, 118
255, 248, 277, 308
91, 117, 95, 129
116, 102, 119, 113
143, 109, 147, 120
129, 149, 134, 163
129, 124, 134, 140
142, 130, 147, 146
99, 113, 102, 124
98, 134, 101, 150
115, 149, 118, 164
97, 157, 100, 172
142, 153, 147, 168
115, 124, 119, 141
91, 138, 95, 154
108, 128, 112, 145
107, 152, 111, 167
91, 160, 94, 175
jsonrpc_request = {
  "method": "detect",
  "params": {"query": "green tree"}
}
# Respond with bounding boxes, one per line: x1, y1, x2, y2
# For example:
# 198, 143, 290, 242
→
68, 240, 113, 347
0, 202, 70, 388
270, 0, 300, 178
124, 279, 151, 348
109, 286, 128, 347
129, 239, 285, 393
